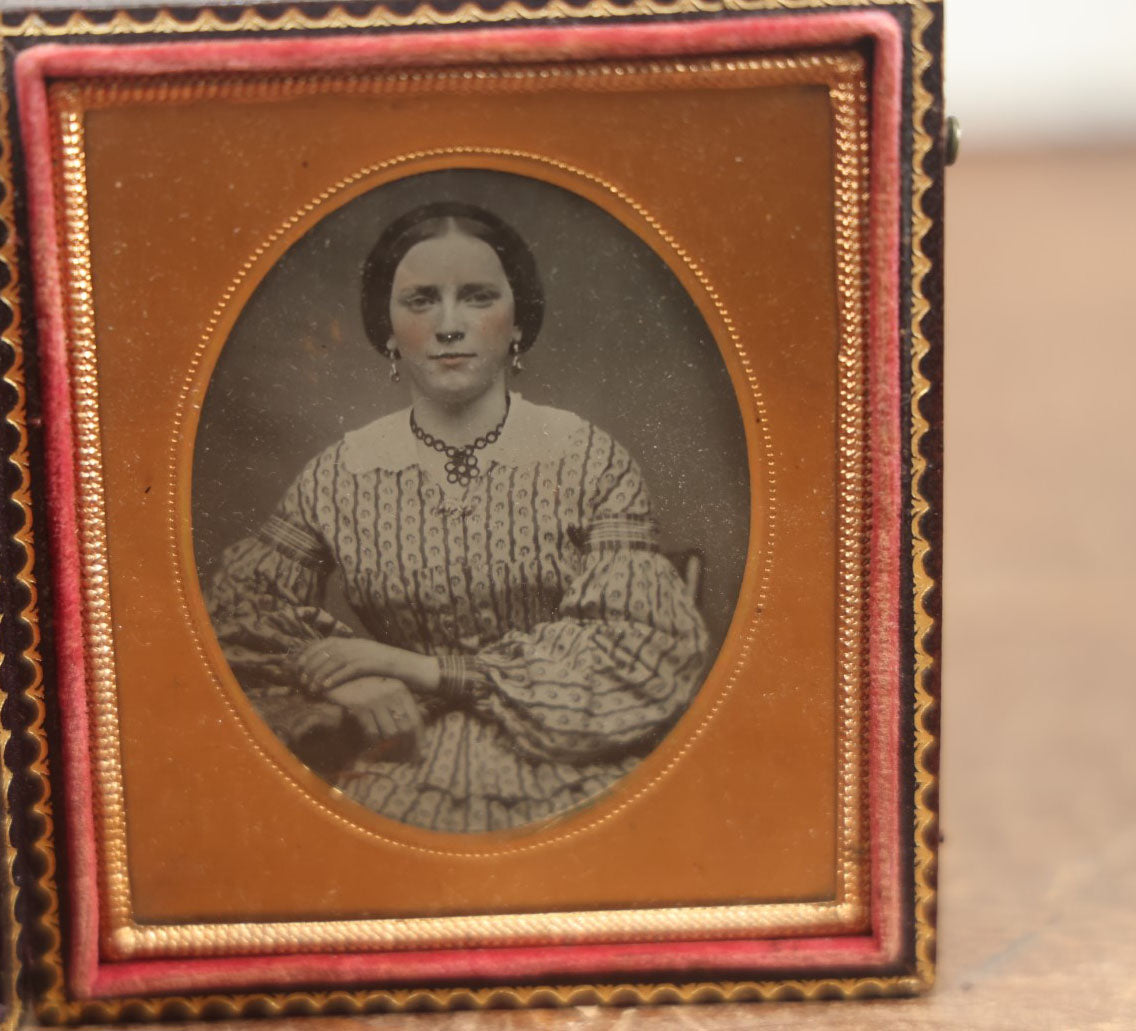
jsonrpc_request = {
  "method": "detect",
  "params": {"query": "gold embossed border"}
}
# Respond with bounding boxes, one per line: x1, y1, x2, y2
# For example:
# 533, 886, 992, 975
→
909, 0, 941, 990
0, 0, 942, 1022
0, 0, 927, 36
52, 53, 868, 959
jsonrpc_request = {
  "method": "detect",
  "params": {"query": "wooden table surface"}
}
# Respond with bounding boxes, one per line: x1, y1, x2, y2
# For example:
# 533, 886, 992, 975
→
36, 150, 1136, 1029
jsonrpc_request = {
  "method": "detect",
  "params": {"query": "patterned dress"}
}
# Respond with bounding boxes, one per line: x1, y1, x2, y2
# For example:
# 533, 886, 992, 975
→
207, 395, 709, 832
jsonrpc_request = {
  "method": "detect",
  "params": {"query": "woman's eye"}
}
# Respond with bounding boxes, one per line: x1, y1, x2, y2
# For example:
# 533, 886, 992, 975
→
402, 294, 435, 313
465, 289, 499, 307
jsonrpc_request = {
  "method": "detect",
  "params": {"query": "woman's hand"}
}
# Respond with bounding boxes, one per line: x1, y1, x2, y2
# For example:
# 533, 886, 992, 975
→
297, 637, 441, 695
326, 676, 424, 746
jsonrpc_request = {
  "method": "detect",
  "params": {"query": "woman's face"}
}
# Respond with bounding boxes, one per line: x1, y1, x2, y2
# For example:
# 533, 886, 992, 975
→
388, 229, 517, 409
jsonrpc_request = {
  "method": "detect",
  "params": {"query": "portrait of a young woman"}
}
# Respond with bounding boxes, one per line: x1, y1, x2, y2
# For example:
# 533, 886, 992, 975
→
194, 171, 750, 834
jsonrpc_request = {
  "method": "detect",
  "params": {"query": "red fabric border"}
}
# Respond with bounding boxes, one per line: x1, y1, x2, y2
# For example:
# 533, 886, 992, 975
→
16, 9, 906, 1000
16, 48, 103, 1000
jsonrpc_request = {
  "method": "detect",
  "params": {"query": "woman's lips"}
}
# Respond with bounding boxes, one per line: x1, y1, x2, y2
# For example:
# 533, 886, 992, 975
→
431, 353, 475, 365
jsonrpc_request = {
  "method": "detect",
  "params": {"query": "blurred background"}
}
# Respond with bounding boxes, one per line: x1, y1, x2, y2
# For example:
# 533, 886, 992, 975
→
936, 1, 1136, 1027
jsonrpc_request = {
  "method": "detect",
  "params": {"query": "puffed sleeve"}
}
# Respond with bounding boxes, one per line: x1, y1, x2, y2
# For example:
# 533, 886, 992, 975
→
438, 434, 709, 765
206, 452, 358, 747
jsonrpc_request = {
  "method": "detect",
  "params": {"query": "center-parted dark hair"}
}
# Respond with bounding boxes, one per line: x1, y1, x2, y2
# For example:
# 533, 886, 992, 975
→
361, 201, 545, 356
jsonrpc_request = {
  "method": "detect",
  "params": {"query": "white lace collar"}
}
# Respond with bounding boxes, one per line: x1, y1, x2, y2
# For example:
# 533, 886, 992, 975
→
341, 394, 585, 475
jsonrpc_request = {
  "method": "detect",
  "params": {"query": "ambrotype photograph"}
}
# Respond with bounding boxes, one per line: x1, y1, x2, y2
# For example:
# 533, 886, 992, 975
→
192, 169, 750, 834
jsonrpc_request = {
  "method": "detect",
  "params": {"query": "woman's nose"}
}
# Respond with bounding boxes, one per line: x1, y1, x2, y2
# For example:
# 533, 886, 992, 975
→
435, 297, 465, 344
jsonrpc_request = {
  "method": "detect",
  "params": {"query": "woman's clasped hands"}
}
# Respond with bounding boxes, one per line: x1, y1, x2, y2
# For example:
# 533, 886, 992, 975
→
296, 637, 443, 754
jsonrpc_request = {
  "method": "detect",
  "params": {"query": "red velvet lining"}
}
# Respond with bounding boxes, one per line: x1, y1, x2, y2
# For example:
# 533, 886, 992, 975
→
17, 10, 906, 1000
93, 934, 889, 998
16, 53, 103, 1000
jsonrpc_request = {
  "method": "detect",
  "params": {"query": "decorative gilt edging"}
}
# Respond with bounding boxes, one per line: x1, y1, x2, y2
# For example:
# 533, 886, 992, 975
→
908, 0, 941, 990
51, 975, 927, 1026
1, 0, 934, 38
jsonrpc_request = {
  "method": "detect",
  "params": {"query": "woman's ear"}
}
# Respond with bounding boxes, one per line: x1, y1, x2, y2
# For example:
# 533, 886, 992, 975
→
510, 327, 522, 346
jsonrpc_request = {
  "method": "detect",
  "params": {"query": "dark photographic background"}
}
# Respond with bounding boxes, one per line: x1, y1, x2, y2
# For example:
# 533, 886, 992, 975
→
193, 169, 750, 653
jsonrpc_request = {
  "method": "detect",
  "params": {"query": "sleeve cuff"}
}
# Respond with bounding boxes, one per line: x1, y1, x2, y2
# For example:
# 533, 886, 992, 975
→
585, 514, 659, 552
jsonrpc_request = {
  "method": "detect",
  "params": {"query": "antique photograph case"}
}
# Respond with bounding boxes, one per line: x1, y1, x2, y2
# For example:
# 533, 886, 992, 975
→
0, 1, 944, 1022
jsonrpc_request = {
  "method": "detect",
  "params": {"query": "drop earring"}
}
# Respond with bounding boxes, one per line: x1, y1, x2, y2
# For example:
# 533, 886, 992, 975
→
387, 347, 401, 384
510, 339, 524, 375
